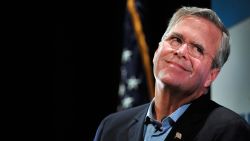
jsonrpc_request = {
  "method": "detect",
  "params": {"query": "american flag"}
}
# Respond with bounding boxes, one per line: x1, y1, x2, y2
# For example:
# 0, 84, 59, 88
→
117, 0, 153, 111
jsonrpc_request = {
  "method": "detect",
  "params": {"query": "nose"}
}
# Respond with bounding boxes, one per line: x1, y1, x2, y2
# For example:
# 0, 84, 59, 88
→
175, 43, 189, 58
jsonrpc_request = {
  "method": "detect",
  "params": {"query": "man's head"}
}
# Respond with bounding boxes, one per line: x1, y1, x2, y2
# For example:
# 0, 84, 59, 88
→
153, 6, 230, 95
162, 6, 230, 69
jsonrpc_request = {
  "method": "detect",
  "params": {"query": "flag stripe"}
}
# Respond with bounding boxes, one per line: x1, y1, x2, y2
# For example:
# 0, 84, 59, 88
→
127, 0, 154, 99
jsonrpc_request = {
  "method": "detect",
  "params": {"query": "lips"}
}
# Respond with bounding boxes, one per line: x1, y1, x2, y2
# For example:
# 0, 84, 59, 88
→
165, 60, 193, 72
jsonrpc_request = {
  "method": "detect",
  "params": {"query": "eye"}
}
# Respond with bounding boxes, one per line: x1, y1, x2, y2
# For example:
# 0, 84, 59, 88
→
192, 45, 204, 55
169, 37, 182, 47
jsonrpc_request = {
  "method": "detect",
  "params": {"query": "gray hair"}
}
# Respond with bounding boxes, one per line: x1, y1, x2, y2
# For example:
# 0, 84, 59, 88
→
162, 6, 230, 68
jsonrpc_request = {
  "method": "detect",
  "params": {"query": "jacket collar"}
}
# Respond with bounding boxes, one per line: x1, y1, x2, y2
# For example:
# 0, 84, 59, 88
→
127, 103, 149, 141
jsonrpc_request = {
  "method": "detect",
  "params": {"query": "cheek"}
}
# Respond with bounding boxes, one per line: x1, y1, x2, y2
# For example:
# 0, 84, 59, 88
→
153, 47, 172, 71
191, 61, 211, 83
153, 46, 172, 61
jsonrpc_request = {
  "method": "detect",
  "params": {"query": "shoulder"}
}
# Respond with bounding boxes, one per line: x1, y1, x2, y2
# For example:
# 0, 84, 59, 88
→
94, 104, 150, 141
100, 103, 150, 127
208, 105, 249, 127
189, 96, 249, 131
198, 104, 250, 140
194, 101, 250, 140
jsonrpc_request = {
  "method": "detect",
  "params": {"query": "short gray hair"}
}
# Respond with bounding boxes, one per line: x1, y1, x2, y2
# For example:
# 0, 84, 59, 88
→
162, 6, 230, 68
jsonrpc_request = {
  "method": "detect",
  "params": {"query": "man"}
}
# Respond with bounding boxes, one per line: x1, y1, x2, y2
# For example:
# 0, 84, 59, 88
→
94, 6, 250, 141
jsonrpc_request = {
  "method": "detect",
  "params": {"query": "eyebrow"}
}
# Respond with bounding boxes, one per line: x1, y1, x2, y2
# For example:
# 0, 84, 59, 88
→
166, 32, 183, 40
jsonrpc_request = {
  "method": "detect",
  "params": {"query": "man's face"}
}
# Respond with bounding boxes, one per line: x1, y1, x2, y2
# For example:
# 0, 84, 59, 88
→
153, 16, 221, 93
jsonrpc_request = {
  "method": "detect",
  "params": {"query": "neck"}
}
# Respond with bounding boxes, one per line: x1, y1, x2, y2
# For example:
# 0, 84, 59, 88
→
153, 82, 204, 121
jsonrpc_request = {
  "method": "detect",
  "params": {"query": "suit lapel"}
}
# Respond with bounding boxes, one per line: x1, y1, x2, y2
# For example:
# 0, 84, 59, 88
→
128, 104, 149, 141
165, 95, 220, 141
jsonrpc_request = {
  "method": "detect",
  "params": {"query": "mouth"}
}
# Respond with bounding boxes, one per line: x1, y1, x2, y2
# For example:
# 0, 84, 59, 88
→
165, 60, 192, 72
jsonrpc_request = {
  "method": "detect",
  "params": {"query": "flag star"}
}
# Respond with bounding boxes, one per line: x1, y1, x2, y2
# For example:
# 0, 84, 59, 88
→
118, 84, 126, 97
122, 49, 132, 63
121, 96, 134, 108
127, 76, 141, 90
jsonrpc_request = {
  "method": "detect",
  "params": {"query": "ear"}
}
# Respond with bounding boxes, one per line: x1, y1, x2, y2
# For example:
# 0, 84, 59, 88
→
204, 68, 220, 87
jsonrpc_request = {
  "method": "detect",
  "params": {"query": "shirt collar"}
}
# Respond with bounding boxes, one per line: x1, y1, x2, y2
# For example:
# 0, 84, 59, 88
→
145, 98, 191, 123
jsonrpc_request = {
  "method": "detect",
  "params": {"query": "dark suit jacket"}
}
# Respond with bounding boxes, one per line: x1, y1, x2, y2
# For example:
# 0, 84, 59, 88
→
94, 95, 250, 141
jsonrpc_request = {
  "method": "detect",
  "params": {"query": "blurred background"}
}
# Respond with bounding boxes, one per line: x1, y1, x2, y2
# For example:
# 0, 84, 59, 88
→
53, 0, 250, 140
